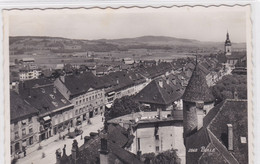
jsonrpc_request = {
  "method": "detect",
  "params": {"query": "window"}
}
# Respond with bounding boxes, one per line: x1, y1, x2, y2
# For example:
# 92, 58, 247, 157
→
155, 135, 159, 140
14, 122, 18, 128
75, 110, 78, 115
22, 128, 26, 136
76, 101, 78, 105
86, 98, 88, 101
156, 146, 159, 152
15, 132, 19, 139
28, 117, 32, 123
21, 120, 26, 126
29, 128, 33, 133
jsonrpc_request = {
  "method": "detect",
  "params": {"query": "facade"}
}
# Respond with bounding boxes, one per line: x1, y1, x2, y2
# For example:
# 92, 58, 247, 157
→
102, 71, 147, 104
19, 81, 74, 141
54, 72, 106, 126
107, 110, 185, 163
19, 64, 41, 81
10, 91, 39, 155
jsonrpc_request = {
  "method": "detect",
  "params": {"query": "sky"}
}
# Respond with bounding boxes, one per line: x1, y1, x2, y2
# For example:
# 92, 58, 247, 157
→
6, 6, 249, 43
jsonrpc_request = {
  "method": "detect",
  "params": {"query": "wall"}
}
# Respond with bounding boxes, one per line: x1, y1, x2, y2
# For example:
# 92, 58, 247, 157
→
10, 115, 39, 155
131, 121, 184, 156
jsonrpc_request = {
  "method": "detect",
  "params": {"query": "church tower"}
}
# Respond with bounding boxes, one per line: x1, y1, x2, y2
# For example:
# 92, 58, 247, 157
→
182, 59, 215, 145
225, 32, 232, 56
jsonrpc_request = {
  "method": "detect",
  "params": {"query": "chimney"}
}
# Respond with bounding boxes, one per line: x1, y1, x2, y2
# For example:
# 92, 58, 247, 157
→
196, 101, 205, 130
99, 133, 109, 164
227, 124, 233, 151
157, 108, 162, 120
137, 150, 142, 160
55, 148, 62, 164
158, 79, 163, 88
71, 140, 79, 163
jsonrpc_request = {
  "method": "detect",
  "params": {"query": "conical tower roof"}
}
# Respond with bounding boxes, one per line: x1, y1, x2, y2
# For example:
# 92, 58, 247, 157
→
182, 63, 215, 103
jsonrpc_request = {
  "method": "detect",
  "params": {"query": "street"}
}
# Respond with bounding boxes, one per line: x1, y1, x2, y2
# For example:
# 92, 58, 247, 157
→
16, 115, 104, 164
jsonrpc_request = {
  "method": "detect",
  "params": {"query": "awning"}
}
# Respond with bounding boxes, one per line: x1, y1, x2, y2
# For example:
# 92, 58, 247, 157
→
43, 116, 51, 121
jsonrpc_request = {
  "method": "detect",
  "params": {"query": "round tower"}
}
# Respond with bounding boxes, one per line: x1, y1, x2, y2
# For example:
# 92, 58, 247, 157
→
182, 61, 215, 144
225, 32, 232, 56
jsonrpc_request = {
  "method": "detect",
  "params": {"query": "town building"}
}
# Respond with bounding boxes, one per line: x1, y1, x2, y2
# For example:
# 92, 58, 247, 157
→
54, 72, 106, 126
101, 71, 147, 104
135, 78, 182, 111
224, 32, 247, 65
55, 124, 142, 164
107, 110, 185, 163
224, 32, 232, 56
19, 64, 42, 81
185, 99, 248, 164
182, 61, 215, 145
19, 58, 35, 64
10, 91, 39, 155
19, 79, 74, 141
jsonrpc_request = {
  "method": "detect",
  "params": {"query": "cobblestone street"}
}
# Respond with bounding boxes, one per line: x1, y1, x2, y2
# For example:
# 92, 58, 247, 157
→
16, 115, 103, 164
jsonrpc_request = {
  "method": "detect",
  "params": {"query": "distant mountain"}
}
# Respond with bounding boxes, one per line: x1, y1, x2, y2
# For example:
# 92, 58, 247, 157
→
9, 35, 246, 54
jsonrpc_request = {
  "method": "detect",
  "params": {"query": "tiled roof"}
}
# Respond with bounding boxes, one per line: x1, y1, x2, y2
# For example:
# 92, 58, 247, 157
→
182, 63, 215, 103
63, 72, 104, 96
20, 84, 73, 116
19, 78, 53, 90
209, 99, 248, 164
59, 124, 142, 164
186, 99, 248, 164
10, 91, 38, 122
102, 71, 135, 93
135, 78, 182, 105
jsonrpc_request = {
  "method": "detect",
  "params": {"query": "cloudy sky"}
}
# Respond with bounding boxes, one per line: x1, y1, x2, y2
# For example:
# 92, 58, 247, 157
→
7, 6, 249, 42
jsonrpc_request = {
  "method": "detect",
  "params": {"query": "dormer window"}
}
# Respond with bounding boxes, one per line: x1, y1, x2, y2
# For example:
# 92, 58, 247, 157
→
50, 94, 55, 99
61, 99, 67, 104
52, 101, 58, 107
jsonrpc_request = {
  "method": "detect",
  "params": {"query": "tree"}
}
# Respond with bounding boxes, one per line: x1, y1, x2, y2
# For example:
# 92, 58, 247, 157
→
105, 96, 141, 121
142, 149, 181, 164
211, 74, 247, 104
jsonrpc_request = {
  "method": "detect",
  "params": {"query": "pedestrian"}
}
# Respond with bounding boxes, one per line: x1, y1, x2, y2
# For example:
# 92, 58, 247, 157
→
102, 117, 103, 122
22, 146, 26, 157
63, 135, 65, 140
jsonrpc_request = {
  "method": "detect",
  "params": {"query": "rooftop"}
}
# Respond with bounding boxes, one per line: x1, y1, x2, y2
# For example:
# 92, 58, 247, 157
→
107, 110, 183, 125
10, 91, 38, 122
182, 63, 215, 103
20, 84, 73, 116
135, 78, 182, 105
186, 99, 248, 164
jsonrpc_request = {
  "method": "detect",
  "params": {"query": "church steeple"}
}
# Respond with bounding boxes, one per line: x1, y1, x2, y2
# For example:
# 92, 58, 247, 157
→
225, 31, 232, 55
